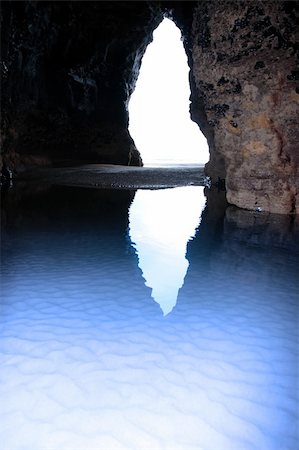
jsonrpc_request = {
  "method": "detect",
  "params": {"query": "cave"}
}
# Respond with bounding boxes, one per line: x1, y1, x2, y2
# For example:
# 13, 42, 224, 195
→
0, 3, 298, 449
1, 0, 298, 213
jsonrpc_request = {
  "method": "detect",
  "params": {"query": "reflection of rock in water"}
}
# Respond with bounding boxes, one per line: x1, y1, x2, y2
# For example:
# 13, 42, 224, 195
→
1, 184, 135, 231
1, 184, 160, 315
179, 195, 299, 311
176, 197, 298, 450
224, 206, 299, 252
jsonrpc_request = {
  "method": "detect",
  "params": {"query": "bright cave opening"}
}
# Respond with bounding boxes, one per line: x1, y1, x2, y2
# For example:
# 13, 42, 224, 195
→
128, 18, 209, 167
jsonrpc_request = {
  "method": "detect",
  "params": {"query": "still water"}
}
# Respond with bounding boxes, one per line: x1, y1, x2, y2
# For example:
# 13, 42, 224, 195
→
1, 185, 298, 450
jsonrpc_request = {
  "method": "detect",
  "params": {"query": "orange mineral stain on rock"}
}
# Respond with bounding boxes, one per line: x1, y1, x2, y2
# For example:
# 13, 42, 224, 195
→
242, 141, 267, 158
288, 90, 299, 104
224, 116, 241, 136
248, 114, 270, 129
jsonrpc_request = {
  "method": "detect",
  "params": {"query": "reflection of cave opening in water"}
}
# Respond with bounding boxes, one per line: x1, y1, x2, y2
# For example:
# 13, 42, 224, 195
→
128, 18, 209, 167
1, 186, 298, 449
129, 186, 207, 315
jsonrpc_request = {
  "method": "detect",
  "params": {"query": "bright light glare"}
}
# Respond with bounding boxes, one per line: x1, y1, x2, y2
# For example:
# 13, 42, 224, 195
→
128, 18, 209, 166
129, 186, 206, 315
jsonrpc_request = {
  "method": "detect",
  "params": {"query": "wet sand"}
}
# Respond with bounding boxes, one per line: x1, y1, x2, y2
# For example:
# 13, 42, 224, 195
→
17, 164, 206, 189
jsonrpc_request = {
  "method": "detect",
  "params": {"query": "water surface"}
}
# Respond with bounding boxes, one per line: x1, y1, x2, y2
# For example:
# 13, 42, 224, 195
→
1, 185, 298, 450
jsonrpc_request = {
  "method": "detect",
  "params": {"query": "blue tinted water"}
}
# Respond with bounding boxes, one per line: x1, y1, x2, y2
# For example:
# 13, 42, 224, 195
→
1, 185, 298, 450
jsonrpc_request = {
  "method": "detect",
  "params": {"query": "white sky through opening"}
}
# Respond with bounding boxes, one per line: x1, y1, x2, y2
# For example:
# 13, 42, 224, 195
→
128, 18, 209, 167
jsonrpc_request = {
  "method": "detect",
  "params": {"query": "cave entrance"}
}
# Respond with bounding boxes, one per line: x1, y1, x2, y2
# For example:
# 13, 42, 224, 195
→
128, 18, 209, 167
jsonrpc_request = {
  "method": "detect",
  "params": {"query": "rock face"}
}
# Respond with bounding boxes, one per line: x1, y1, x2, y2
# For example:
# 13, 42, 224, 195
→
1, 1, 298, 213
1, 2, 163, 168
185, 1, 298, 214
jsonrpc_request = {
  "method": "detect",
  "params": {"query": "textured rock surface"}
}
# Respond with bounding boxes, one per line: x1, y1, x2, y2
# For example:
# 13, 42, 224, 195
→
1, 1, 298, 213
187, 1, 298, 213
1, 1, 163, 168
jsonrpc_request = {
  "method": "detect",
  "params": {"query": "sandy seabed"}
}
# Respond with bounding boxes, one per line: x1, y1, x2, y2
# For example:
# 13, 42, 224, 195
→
1, 183, 298, 450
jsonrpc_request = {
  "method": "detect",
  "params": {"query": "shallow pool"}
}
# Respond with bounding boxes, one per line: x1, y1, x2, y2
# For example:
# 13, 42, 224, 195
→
1, 185, 298, 450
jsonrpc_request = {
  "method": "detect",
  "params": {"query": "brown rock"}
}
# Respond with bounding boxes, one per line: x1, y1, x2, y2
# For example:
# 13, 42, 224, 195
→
188, 1, 298, 213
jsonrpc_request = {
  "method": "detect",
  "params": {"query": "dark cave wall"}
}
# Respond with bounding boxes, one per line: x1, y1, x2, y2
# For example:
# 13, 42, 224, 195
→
1, 1, 298, 214
1, 1, 163, 168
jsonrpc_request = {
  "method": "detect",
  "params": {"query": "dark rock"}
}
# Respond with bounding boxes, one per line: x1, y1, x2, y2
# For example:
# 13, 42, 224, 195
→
254, 61, 265, 69
287, 71, 299, 81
